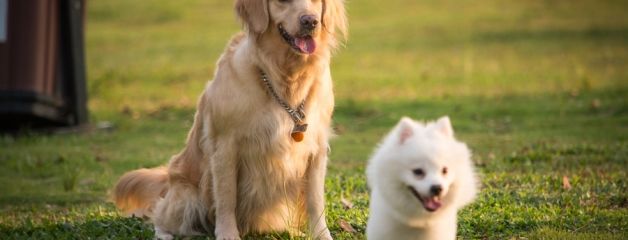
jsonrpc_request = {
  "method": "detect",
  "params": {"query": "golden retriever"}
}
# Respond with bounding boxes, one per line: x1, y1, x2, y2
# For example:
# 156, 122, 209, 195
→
112, 0, 347, 239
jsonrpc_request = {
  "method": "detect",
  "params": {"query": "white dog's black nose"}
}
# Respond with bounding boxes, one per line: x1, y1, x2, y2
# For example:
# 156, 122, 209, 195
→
300, 15, 318, 30
430, 185, 443, 196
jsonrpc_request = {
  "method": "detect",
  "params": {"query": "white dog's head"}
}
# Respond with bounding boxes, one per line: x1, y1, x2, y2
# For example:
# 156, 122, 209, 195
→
368, 116, 477, 214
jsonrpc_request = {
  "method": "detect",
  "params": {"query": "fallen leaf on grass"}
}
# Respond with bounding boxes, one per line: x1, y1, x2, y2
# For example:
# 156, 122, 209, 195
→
80, 178, 96, 186
334, 124, 346, 134
121, 105, 133, 116
591, 99, 601, 110
121, 105, 141, 119
562, 176, 572, 190
338, 219, 356, 233
340, 197, 353, 209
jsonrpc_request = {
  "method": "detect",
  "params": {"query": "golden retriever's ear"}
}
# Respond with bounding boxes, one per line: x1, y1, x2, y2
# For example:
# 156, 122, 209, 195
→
322, 0, 348, 46
235, 0, 269, 34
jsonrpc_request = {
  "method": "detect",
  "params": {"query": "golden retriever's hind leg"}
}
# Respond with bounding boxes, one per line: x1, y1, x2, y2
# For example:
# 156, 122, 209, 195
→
153, 182, 211, 238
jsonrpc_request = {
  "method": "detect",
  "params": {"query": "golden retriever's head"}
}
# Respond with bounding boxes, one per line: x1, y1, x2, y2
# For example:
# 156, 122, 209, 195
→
236, 0, 347, 55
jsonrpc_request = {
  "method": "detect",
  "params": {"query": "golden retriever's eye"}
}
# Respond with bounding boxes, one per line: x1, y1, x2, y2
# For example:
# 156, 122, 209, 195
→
442, 167, 448, 175
278, 0, 292, 3
412, 168, 425, 177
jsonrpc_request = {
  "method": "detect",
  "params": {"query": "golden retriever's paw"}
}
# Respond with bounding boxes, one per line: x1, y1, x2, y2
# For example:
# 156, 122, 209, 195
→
215, 236, 241, 240
153, 226, 174, 240
313, 228, 333, 240
215, 223, 240, 240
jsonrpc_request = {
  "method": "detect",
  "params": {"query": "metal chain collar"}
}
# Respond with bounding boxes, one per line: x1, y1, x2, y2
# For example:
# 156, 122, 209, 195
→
260, 71, 306, 124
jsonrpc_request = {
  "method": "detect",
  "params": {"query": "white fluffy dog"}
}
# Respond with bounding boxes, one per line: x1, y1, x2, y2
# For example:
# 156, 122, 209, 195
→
366, 116, 478, 240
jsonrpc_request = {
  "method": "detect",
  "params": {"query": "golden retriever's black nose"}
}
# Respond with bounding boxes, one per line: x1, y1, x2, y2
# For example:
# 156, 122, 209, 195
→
430, 185, 443, 196
300, 15, 318, 30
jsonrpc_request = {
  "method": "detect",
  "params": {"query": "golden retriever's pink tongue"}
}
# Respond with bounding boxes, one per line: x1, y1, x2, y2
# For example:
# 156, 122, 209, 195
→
295, 37, 316, 54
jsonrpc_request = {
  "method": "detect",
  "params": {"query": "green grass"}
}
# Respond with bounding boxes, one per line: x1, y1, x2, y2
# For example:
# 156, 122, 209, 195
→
1, 0, 627, 239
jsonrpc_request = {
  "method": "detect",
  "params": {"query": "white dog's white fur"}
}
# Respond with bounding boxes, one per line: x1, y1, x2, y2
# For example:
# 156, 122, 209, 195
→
366, 116, 478, 240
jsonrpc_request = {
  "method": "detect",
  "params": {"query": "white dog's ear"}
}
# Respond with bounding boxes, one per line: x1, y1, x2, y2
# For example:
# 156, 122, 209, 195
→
435, 116, 454, 138
397, 117, 415, 144
235, 0, 269, 35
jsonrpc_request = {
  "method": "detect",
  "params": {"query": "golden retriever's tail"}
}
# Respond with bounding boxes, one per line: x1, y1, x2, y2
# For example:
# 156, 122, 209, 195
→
112, 166, 168, 218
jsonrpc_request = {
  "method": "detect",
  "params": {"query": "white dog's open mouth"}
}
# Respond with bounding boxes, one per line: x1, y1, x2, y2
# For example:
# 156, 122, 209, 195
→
278, 24, 316, 54
408, 186, 442, 212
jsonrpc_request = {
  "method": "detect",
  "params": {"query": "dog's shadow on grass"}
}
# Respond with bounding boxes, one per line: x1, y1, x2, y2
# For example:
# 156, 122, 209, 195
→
0, 216, 154, 239
1, 215, 298, 240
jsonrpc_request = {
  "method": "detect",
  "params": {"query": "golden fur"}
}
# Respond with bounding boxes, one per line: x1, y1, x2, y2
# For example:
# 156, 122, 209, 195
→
113, 0, 347, 239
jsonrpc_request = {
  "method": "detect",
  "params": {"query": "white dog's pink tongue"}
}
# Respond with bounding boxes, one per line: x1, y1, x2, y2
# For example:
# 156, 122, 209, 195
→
423, 197, 442, 212
295, 37, 316, 54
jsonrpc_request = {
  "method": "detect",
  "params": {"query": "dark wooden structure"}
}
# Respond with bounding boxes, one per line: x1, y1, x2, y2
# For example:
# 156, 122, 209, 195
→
0, 0, 87, 131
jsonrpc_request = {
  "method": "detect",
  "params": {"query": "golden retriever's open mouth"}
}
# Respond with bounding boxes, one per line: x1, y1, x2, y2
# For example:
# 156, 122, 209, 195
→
408, 186, 442, 212
278, 24, 316, 54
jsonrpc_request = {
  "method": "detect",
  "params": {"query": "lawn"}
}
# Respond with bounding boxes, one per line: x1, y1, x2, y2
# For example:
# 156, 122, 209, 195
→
1, 0, 627, 239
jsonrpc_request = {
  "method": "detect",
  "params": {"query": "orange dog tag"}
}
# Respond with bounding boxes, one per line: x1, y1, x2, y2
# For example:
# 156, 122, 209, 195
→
291, 132, 305, 142
291, 123, 308, 142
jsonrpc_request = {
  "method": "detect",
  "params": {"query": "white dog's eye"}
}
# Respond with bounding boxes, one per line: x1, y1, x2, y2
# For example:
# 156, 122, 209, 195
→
278, 0, 292, 3
412, 168, 425, 177
442, 167, 448, 175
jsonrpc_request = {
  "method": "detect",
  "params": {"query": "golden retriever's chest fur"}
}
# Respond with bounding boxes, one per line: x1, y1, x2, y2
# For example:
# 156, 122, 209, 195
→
201, 46, 332, 231
218, 97, 327, 233
236, 106, 311, 175
236, 105, 329, 230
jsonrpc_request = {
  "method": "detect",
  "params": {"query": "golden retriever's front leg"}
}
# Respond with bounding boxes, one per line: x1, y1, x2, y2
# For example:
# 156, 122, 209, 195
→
210, 138, 241, 240
307, 152, 333, 240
